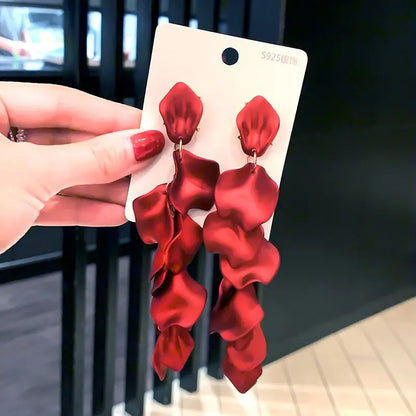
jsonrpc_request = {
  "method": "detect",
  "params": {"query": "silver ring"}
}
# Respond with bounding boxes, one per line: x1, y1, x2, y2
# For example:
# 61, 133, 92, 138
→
8, 128, 27, 142
174, 138, 183, 157
247, 149, 257, 167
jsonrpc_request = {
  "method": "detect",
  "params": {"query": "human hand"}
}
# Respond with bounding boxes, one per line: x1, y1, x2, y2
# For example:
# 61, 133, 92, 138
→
13, 41, 33, 57
0, 82, 165, 253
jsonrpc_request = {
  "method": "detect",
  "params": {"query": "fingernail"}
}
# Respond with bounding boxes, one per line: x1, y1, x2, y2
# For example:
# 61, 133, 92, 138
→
130, 130, 165, 161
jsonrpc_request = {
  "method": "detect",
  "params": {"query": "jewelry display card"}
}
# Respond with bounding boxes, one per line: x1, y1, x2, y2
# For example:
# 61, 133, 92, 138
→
126, 23, 307, 238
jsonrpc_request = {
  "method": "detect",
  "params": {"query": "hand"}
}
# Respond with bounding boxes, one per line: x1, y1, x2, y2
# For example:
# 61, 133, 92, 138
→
13, 41, 33, 57
0, 82, 165, 253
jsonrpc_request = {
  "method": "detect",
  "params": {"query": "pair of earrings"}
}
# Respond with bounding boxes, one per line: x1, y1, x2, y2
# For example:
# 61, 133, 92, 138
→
133, 82, 281, 393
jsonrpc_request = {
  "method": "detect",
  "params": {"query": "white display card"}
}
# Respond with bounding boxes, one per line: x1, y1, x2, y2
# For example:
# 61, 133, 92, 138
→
126, 23, 307, 239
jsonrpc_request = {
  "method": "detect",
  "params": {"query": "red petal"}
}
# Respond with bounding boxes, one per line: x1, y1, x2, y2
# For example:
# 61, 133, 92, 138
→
223, 356, 262, 393
152, 326, 194, 378
152, 339, 168, 380
159, 82, 203, 145
152, 269, 169, 294
133, 184, 174, 246
215, 164, 279, 231
210, 279, 264, 341
149, 247, 165, 279
151, 270, 207, 331
166, 214, 202, 274
236, 96, 280, 157
220, 239, 280, 289
168, 149, 220, 214
226, 324, 267, 371
203, 212, 263, 268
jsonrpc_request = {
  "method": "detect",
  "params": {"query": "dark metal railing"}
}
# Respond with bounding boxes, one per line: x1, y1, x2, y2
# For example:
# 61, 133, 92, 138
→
61, 1, 89, 415
61, 228, 88, 416
0, 1, 285, 415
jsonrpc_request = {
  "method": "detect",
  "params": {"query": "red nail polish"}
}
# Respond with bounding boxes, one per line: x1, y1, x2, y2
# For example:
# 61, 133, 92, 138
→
130, 130, 165, 161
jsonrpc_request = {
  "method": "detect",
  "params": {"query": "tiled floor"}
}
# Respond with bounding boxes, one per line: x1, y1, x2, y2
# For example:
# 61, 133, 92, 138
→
114, 297, 416, 416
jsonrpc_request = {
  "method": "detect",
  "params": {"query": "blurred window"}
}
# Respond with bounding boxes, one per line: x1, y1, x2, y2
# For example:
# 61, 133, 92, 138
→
123, 13, 137, 67
0, 0, 227, 71
0, 3, 64, 70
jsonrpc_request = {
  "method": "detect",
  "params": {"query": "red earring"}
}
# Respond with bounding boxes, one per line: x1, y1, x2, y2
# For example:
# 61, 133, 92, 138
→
203, 96, 281, 393
133, 82, 220, 380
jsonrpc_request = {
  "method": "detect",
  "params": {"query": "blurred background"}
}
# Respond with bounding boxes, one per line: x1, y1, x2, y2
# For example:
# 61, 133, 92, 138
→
0, 0, 414, 415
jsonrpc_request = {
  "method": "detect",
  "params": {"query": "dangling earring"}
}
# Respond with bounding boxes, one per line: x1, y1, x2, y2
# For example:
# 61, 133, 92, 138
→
203, 96, 281, 393
133, 82, 220, 380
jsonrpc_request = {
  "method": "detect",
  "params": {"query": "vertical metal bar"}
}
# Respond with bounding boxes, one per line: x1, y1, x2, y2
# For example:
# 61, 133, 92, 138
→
153, 370, 175, 405
124, 1, 159, 413
225, 0, 251, 38
63, 0, 88, 87
92, 1, 125, 415
125, 229, 154, 416
92, 229, 119, 416
61, 2, 88, 416
168, 0, 191, 25
207, 255, 226, 379
99, 0, 125, 101
124, 1, 159, 414
61, 227, 87, 416
197, 0, 220, 31
247, 0, 286, 43
134, 0, 160, 107
180, 248, 215, 392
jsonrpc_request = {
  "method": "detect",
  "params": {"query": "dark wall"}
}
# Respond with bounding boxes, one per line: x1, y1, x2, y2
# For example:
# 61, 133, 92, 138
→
263, 0, 415, 362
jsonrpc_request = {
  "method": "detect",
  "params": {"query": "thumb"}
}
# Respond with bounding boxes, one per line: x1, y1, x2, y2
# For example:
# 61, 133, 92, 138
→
32, 129, 165, 194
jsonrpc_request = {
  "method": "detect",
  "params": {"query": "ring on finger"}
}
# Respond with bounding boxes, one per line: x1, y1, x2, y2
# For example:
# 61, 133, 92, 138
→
8, 127, 27, 142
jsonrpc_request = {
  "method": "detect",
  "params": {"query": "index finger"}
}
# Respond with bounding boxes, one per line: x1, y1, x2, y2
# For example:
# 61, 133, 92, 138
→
0, 82, 142, 135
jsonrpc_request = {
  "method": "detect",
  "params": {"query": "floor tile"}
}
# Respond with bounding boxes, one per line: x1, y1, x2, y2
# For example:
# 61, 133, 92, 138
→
382, 298, 416, 323
384, 320, 416, 365
362, 315, 416, 413
114, 298, 416, 416
339, 325, 413, 416
313, 336, 375, 415
259, 400, 299, 416
260, 360, 289, 384
284, 348, 336, 415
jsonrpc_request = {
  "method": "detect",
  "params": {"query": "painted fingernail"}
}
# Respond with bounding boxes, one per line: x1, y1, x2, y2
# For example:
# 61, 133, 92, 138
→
130, 130, 165, 161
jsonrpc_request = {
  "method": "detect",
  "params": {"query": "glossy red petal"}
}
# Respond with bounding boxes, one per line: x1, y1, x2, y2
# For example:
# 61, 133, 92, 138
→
236, 96, 280, 157
215, 163, 279, 231
152, 339, 168, 380
153, 326, 194, 377
226, 324, 267, 371
133, 184, 174, 246
168, 149, 220, 214
151, 270, 207, 331
149, 247, 165, 279
220, 239, 280, 289
203, 212, 263, 268
159, 82, 203, 145
223, 355, 263, 393
210, 279, 264, 341
152, 269, 169, 294
166, 214, 202, 274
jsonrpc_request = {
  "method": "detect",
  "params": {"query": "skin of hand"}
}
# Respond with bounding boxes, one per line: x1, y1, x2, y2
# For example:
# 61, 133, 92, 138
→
17, 30, 33, 57
0, 36, 31, 57
0, 82, 165, 254
14, 40, 32, 57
